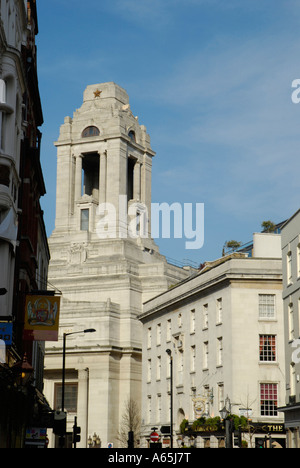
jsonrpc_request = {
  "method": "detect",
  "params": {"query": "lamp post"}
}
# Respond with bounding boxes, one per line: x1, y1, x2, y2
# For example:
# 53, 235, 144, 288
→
60, 328, 96, 448
62, 329, 96, 412
166, 349, 173, 449
220, 397, 233, 449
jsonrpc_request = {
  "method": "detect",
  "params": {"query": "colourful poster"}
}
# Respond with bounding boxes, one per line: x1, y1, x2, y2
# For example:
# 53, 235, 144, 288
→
23, 295, 60, 341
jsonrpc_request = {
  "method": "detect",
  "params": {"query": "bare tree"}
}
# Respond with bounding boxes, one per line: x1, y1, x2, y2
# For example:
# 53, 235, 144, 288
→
116, 397, 141, 448
238, 395, 258, 448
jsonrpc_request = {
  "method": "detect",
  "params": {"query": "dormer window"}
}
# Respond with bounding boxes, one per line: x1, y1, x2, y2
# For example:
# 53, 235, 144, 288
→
82, 126, 100, 138
128, 130, 136, 142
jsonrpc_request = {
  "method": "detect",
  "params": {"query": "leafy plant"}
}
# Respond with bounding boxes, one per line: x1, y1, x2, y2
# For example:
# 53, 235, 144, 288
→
225, 240, 242, 249
191, 416, 221, 432
189, 414, 248, 434
180, 419, 189, 434
261, 220, 276, 232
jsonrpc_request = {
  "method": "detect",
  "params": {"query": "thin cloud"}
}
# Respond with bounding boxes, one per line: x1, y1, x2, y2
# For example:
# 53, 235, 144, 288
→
148, 32, 300, 226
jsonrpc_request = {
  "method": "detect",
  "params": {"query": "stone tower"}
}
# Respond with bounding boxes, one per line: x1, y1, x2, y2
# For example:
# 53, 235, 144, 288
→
44, 83, 191, 448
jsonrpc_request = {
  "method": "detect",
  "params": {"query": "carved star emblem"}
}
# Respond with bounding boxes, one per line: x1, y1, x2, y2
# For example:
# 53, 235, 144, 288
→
94, 89, 102, 98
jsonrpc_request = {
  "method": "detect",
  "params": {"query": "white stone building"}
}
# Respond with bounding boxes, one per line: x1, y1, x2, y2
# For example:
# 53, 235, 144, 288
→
44, 82, 191, 448
279, 209, 300, 447
139, 233, 286, 448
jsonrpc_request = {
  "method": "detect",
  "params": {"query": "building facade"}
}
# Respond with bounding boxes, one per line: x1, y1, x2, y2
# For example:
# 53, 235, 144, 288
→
0, 0, 27, 323
139, 233, 286, 448
279, 209, 300, 448
0, 0, 51, 448
44, 82, 191, 448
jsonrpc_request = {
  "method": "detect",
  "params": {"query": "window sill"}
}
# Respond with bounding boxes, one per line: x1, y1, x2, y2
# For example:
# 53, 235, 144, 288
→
258, 318, 277, 322
258, 361, 278, 366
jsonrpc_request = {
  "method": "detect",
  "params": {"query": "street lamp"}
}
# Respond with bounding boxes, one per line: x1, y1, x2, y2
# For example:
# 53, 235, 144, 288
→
88, 433, 101, 448
60, 328, 96, 448
220, 397, 233, 449
220, 406, 229, 421
12, 353, 34, 388
62, 329, 96, 411
166, 349, 173, 449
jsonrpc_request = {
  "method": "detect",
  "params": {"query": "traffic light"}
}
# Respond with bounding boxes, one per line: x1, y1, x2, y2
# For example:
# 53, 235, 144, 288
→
255, 437, 266, 449
53, 411, 67, 436
73, 417, 81, 447
234, 426, 242, 448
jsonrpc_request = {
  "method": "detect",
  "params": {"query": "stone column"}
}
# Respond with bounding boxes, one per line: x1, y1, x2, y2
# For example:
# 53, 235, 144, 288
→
99, 152, 107, 204
75, 154, 82, 201
134, 161, 141, 201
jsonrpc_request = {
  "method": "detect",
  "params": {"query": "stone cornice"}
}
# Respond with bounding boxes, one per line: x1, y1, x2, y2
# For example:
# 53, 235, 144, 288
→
55, 133, 156, 157
45, 345, 142, 357
140, 260, 283, 321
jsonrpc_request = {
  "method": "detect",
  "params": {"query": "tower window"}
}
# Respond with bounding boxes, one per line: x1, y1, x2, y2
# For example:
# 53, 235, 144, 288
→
127, 157, 135, 202
80, 209, 89, 231
82, 126, 100, 138
82, 153, 99, 198
128, 130, 136, 142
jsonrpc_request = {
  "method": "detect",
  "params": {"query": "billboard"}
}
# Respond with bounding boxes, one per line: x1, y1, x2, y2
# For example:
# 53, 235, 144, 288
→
23, 295, 60, 341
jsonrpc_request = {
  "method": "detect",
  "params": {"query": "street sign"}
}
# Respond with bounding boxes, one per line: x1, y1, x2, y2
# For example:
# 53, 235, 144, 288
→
150, 432, 160, 443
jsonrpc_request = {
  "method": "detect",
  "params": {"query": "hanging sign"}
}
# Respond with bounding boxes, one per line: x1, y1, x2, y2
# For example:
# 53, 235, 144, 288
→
23, 295, 60, 341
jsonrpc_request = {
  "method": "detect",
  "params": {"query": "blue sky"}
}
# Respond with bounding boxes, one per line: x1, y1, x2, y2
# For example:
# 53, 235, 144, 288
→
37, 0, 300, 266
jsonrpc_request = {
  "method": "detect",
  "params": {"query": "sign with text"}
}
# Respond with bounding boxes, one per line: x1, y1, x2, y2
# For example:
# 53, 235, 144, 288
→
0, 322, 12, 345
25, 428, 47, 448
23, 295, 60, 341
250, 423, 286, 434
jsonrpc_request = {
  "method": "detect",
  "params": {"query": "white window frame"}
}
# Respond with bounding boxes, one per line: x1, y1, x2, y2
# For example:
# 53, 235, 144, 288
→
259, 294, 276, 320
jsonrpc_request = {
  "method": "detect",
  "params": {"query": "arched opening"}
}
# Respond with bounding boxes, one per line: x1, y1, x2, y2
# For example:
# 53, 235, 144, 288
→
128, 130, 136, 142
82, 126, 100, 138
177, 408, 185, 430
